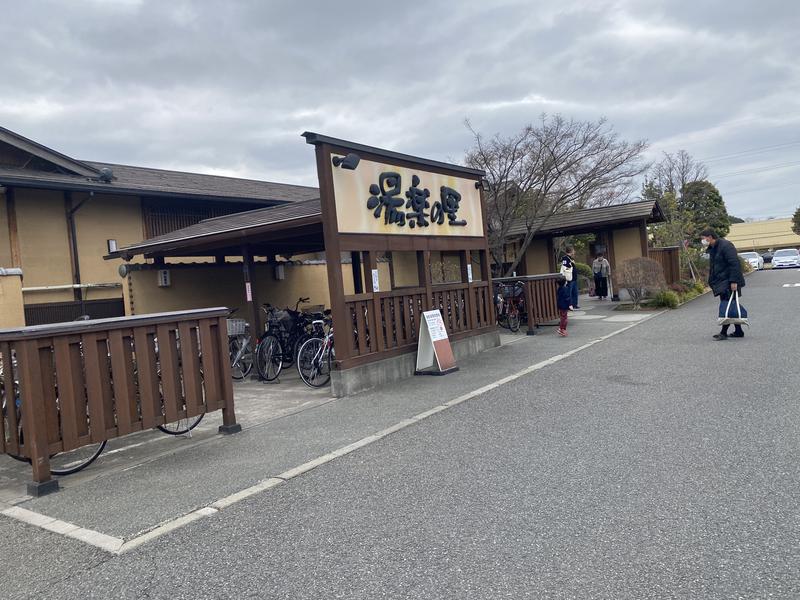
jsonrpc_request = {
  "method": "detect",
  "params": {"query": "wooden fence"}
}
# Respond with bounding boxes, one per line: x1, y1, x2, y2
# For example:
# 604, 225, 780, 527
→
494, 273, 562, 333
343, 281, 494, 365
649, 246, 681, 285
0, 308, 236, 486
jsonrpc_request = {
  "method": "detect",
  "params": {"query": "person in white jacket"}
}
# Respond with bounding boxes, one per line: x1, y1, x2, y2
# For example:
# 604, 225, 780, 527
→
592, 253, 611, 300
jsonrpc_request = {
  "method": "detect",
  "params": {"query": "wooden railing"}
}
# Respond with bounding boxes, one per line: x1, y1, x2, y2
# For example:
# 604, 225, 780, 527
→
495, 273, 562, 333
649, 246, 681, 285
0, 308, 237, 487
343, 281, 495, 364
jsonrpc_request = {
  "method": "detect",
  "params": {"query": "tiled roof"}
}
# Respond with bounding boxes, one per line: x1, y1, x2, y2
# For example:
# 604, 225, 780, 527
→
507, 200, 664, 237
0, 162, 319, 204
0, 125, 319, 204
110, 198, 322, 259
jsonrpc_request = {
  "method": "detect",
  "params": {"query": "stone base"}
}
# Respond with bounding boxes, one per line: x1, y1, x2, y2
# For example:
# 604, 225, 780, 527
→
27, 479, 59, 497
218, 423, 243, 435
330, 330, 501, 398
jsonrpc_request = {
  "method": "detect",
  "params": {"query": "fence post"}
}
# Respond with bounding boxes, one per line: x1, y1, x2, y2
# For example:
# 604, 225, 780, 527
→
18, 340, 59, 496
525, 281, 537, 335
217, 316, 241, 434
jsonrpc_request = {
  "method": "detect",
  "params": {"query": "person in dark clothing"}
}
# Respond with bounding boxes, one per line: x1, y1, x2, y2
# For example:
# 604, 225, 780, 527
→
701, 228, 746, 340
560, 246, 580, 310
556, 277, 572, 336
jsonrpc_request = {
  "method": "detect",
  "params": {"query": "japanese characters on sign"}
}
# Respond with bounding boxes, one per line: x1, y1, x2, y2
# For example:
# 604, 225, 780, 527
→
366, 173, 467, 229
331, 156, 484, 237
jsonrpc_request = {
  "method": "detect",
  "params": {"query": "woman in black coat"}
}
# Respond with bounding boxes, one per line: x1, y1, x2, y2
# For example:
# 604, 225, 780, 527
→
701, 228, 745, 340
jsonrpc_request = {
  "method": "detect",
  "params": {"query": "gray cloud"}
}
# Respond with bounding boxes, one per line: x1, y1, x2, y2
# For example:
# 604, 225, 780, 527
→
1, 0, 798, 218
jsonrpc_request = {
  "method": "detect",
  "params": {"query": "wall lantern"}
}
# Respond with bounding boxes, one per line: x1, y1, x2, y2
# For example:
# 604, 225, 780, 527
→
274, 263, 285, 280
475, 179, 490, 192
331, 153, 361, 170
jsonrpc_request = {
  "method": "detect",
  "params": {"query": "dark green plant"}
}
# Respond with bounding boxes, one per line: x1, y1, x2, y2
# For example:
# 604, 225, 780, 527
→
652, 290, 680, 308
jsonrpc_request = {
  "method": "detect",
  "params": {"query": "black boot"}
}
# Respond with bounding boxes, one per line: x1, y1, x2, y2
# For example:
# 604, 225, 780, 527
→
713, 325, 729, 341
729, 325, 744, 338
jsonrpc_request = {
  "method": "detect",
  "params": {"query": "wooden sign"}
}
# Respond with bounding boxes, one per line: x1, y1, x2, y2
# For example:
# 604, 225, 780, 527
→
415, 309, 458, 376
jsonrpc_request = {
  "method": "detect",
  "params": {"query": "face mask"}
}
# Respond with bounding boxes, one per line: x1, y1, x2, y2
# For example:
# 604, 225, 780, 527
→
701, 239, 710, 247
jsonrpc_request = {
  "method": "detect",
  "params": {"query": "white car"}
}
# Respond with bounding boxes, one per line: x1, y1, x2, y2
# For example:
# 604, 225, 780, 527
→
771, 248, 800, 268
738, 251, 764, 270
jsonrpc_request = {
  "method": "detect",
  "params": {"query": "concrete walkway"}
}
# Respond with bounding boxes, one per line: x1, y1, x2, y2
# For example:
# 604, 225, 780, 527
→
0, 294, 651, 542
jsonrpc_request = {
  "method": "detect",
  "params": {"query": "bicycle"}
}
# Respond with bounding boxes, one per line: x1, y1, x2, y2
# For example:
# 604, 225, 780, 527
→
495, 281, 524, 332
296, 318, 334, 388
256, 298, 324, 381
227, 311, 253, 380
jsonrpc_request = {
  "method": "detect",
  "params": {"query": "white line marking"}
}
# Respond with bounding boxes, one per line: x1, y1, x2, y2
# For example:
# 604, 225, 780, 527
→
1, 311, 662, 555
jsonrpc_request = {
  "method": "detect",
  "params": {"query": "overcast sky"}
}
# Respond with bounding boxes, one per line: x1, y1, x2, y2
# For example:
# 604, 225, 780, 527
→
1, 0, 798, 219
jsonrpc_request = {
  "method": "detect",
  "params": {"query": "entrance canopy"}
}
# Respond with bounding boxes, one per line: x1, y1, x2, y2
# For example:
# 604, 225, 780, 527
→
507, 200, 665, 240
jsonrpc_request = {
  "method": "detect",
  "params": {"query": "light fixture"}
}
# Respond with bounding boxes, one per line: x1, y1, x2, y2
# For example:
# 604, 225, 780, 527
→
331, 153, 361, 170
107, 239, 118, 253
475, 179, 490, 192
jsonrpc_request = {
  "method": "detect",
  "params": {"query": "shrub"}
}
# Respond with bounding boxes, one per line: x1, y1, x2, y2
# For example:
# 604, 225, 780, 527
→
574, 262, 594, 293
615, 257, 667, 309
739, 257, 753, 274
574, 262, 593, 279
652, 290, 680, 308
669, 282, 688, 294
693, 282, 705, 294
681, 289, 699, 302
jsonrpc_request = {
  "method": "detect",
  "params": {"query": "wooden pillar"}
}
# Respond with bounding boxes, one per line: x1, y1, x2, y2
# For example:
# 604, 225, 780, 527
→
6, 187, 21, 268
364, 251, 383, 353
418, 250, 433, 312
525, 280, 536, 335
605, 230, 620, 301
460, 249, 476, 330
64, 192, 83, 302
315, 143, 352, 364
640, 219, 650, 257
351, 251, 363, 294
546, 237, 556, 273
241, 246, 261, 375
18, 340, 58, 494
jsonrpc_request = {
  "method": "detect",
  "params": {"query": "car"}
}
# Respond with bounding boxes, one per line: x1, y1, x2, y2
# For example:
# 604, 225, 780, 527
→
771, 248, 800, 268
761, 251, 774, 264
738, 252, 764, 270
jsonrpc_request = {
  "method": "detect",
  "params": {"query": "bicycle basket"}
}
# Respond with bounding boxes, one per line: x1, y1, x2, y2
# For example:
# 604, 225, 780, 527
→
226, 318, 248, 336
501, 284, 524, 299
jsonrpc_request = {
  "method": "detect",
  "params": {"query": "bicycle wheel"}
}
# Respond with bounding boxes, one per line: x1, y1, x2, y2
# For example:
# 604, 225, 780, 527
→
256, 334, 283, 381
229, 337, 252, 380
158, 413, 205, 435
297, 337, 331, 388
49, 441, 108, 476
507, 309, 520, 332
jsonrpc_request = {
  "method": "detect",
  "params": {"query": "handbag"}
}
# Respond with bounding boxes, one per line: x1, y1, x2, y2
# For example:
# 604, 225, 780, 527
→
717, 291, 748, 326
559, 263, 573, 282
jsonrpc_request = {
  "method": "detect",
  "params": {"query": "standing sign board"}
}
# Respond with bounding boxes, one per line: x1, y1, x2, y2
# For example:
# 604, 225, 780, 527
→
415, 309, 458, 375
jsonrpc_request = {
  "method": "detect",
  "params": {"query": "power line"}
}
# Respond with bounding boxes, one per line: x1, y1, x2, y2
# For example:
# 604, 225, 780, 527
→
721, 180, 800, 196
701, 140, 800, 163
713, 160, 800, 179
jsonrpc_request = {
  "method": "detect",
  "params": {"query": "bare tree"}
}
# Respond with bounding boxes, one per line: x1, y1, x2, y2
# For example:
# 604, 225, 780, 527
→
615, 257, 666, 309
466, 115, 648, 277
650, 149, 708, 197
643, 150, 710, 247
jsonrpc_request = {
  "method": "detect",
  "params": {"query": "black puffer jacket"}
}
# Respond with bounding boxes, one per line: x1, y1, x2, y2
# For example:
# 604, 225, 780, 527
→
708, 238, 745, 296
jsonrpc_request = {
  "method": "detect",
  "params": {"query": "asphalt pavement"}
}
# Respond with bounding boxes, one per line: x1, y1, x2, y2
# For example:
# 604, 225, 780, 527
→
1, 268, 798, 599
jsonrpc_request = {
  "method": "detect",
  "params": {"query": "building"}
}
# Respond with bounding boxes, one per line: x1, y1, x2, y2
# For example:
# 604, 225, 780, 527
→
727, 218, 800, 252
0, 126, 318, 327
